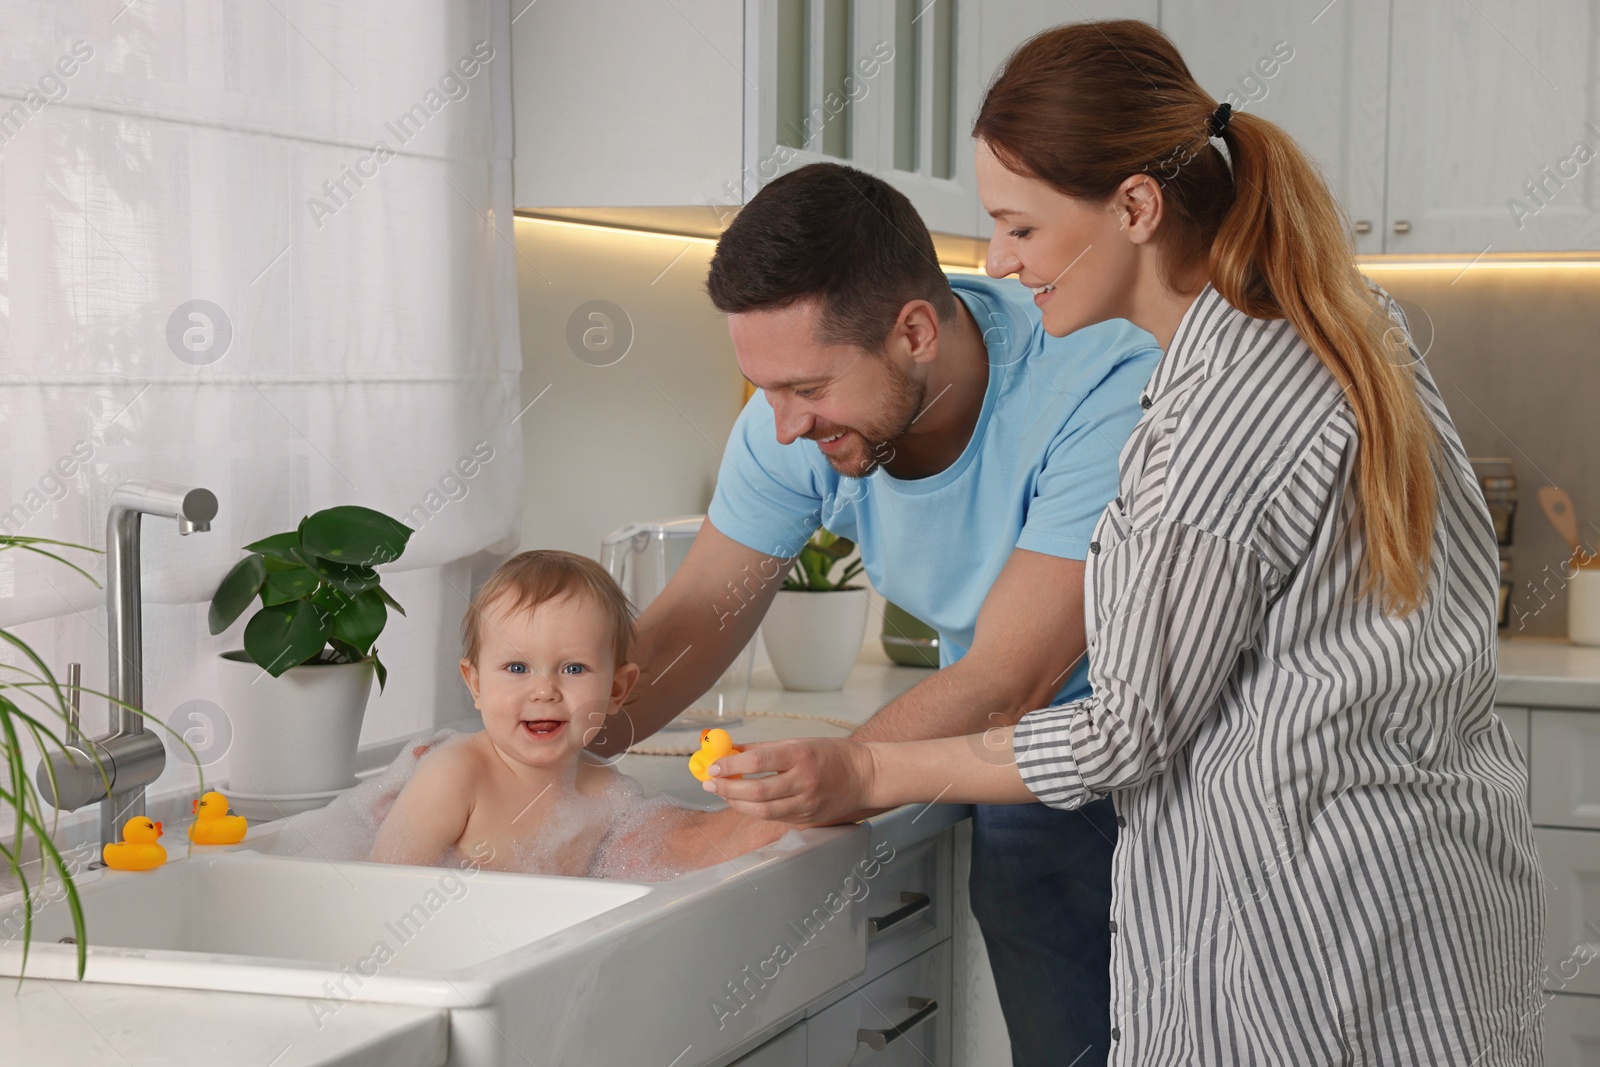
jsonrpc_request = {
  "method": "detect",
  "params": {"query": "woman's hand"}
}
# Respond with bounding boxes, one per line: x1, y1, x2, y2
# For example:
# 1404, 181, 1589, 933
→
702, 738, 879, 825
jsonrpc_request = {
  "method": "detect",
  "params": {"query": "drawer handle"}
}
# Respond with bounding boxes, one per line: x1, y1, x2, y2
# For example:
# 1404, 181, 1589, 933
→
857, 996, 938, 1051
867, 891, 930, 936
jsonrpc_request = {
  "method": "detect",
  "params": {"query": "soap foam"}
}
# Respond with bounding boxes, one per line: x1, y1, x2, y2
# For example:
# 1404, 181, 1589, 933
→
268, 729, 733, 882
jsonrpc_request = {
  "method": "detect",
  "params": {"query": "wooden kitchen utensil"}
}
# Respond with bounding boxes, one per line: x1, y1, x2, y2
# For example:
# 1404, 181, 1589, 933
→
1538, 485, 1582, 554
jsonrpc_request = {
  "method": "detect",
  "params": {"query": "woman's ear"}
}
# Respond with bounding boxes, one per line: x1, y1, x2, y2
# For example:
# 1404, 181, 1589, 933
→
459, 658, 482, 707
1115, 172, 1165, 245
610, 661, 642, 711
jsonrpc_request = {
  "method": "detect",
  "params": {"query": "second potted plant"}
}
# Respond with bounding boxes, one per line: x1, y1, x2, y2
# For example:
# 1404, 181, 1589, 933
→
761, 529, 869, 691
209, 505, 411, 818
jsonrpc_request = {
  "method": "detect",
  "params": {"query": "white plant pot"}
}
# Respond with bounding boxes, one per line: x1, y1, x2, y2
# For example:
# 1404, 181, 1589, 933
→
215, 651, 374, 818
762, 589, 870, 691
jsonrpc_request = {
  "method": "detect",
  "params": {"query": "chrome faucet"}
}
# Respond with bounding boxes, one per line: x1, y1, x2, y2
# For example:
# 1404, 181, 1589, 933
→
36, 481, 218, 852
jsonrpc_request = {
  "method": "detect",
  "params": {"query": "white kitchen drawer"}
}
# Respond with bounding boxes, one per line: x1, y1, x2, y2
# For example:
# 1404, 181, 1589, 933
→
1534, 827, 1600, 998
859, 831, 951, 986
807, 830, 951, 1023
1540, 992, 1600, 1067
807, 942, 951, 1067
730, 1020, 808, 1067
1532, 711, 1600, 830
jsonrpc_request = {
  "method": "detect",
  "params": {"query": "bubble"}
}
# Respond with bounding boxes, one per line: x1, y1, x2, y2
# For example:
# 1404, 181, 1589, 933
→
271, 727, 774, 884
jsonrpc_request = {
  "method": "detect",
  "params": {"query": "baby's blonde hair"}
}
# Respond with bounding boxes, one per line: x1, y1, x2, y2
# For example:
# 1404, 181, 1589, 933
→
461, 550, 636, 666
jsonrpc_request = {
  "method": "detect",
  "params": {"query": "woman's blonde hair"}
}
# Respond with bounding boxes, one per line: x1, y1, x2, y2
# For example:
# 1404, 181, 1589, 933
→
975, 20, 1439, 614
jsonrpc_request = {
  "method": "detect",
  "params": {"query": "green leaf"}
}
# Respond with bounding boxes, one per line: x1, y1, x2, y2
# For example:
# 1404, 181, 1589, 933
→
330, 590, 387, 655
243, 601, 332, 676
209, 554, 267, 635
300, 506, 412, 568
260, 566, 320, 607
293, 548, 379, 594
374, 585, 407, 617
311, 584, 356, 615
244, 530, 303, 565
371, 650, 388, 693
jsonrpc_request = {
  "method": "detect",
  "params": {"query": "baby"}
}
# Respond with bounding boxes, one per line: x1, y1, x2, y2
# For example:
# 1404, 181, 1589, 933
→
370, 549, 783, 876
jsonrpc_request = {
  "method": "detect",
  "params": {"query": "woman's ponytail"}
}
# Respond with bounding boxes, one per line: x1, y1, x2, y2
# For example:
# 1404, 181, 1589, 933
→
1213, 111, 1439, 613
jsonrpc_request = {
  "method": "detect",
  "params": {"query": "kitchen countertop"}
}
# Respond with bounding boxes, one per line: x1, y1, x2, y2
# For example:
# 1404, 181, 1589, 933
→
1496, 636, 1600, 709
1, 977, 447, 1067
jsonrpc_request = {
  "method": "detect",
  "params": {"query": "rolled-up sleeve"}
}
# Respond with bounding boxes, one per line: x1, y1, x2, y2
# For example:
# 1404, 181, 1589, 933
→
1013, 519, 1272, 808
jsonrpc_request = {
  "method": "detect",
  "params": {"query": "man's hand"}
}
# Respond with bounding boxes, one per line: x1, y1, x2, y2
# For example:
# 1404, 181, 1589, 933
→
590, 521, 791, 757
701, 738, 879, 824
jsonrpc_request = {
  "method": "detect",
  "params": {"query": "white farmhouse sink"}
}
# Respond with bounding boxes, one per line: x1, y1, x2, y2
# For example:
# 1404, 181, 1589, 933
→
0, 821, 873, 1067
7, 850, 647, 977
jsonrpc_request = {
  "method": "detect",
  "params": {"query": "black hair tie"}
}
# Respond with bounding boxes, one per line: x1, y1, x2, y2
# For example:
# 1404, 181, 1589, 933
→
1207, 102, 1233, 139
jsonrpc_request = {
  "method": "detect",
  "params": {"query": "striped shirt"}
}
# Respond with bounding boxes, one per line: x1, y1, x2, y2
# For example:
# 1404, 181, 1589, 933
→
1012, 284, 1545, 1065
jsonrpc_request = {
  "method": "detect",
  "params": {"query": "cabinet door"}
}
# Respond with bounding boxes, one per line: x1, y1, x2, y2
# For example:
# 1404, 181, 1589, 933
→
1160, 0, 1389, 255
512, 0, 745, 209
745, 1, 888, 195
1531, 710, 1600, 831
1532, 827, 1600, 998
1387, 0, 1600, 252
1541, 992, 1600, 1067
808, 942, 951, 1067
746, 0, 979, 235
867, 0, 985, 236
732, 1021, 809, 1066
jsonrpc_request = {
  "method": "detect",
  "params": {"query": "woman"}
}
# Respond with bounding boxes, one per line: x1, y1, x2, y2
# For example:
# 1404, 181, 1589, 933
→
705, 20, 1544, 1066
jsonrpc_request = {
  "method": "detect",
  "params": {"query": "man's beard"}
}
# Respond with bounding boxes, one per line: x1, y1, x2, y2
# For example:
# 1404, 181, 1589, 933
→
814, 361, 926, 479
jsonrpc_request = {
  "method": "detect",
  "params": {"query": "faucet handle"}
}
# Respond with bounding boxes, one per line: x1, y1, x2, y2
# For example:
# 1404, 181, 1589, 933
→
65, 662, 81, 741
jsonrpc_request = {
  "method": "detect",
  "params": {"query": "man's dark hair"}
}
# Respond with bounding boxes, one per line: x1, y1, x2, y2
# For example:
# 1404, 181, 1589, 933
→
706, 163, 957, 351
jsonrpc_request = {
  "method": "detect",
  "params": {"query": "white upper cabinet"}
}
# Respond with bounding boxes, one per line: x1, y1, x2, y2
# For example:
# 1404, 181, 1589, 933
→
1386, 0, 1600, 254
745, 0, 1158, 238
512, 0, 1599, 253
1160, 0, 1390, 255
512, 0, 1160, 238
1166, 0, 1600, 254
746, 0, 985, 236
511, 0, 746, 212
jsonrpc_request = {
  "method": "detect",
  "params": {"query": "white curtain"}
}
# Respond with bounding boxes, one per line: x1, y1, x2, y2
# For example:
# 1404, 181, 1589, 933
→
0, 2, 521, 785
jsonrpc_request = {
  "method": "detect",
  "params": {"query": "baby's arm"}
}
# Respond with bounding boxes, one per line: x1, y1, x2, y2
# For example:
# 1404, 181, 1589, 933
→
656, 807, 791, 870
369, 743, 475, 866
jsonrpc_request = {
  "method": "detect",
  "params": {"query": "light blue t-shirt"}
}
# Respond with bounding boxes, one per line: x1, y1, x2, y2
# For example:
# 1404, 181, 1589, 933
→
708, 274, 1160, 704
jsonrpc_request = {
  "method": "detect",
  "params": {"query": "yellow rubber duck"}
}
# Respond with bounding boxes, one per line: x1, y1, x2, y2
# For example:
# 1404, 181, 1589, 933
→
688, 728, 744, 782
103, 817, 167, 871
188, 791, 249, 845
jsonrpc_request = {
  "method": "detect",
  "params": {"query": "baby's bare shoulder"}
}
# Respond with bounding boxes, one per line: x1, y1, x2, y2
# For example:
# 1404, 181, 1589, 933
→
408, 733, 489, 798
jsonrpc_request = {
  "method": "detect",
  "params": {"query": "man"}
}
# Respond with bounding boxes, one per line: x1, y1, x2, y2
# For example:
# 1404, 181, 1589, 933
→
602, 162, 1158, 1066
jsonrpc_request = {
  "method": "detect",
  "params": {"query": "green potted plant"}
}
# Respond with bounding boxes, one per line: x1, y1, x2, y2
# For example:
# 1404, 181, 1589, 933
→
761, 529, 869, 691
0, 535, 100, 980
208, 506, 411, 818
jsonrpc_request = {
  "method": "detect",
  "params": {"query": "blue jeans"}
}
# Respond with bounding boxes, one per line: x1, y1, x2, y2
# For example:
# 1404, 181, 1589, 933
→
969, 798, 1118, 1067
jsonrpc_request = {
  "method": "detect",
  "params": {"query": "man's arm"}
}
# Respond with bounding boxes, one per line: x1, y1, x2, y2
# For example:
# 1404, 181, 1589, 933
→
591, 520, 792, 755
852, 547, 1087, 743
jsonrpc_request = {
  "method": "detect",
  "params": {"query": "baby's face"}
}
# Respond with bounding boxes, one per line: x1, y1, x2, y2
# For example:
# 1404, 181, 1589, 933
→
461, 592, 639, 771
